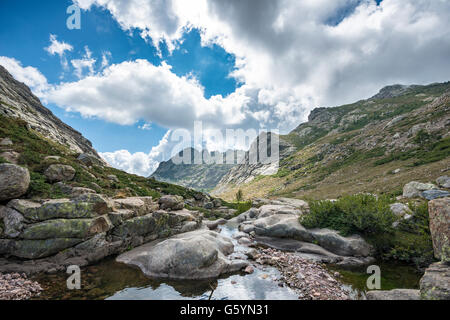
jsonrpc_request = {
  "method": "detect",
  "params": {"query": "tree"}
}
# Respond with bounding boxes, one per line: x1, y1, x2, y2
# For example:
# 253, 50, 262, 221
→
235, 189, 243, 203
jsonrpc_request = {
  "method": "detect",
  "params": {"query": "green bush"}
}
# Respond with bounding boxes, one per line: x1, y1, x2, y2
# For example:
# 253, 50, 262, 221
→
301, 194, 396, 236
301, 195, 434, 267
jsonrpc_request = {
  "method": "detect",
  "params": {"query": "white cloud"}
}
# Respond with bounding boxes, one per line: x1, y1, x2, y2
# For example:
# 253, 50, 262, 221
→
74, 0, 450, 129
45, 34, 73, 56
0, 56, 49, 97
71, 46, 97, 78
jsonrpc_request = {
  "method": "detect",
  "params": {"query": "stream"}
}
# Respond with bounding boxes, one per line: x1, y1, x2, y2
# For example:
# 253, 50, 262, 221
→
32, 223, 423, 300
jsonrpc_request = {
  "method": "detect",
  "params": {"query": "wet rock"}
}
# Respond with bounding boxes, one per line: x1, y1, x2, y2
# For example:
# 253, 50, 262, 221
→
158, 195, 184, 211
428, 197, 450, 262
116, 229, 248, 279
366, 289, 420, 300
244, 265, 254, 274
205, 218, 227, 230
0, 164, 30, 201
44, 164, 75, 183
403, 181, 437, 198
420, 262, 450, 300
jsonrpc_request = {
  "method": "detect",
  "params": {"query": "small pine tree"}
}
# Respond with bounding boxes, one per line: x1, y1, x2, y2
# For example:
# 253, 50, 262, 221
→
235, 189, 243, 203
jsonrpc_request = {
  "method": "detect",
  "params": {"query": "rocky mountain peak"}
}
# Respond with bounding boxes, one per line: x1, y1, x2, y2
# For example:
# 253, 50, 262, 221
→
0, 65, 104, 162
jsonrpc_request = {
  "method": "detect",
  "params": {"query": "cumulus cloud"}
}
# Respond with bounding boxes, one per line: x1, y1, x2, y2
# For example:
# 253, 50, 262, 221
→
0, 56, 49, 97
74, 0, 450, 127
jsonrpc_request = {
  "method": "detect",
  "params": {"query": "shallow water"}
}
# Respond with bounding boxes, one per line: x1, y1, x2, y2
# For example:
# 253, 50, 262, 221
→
32, 223, 423, 300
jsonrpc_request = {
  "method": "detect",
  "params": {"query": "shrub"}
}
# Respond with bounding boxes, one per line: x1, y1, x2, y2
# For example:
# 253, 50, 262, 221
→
301, 194, 396, 236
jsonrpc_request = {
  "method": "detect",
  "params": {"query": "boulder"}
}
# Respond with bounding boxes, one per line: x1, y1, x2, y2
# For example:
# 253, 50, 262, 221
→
366, 289, 420, 300
436, 176, 450, 189
203, 202, 214, 210
403, 181, 437, 198
0, 138, 13, 146
44, 164, 75, 183
107, 174, 119, 183
204, 218, 227, 230
390, 203, 412, 217
11, 238, 83, 259
0, 164, 30, 201
77, 153, 98, 167
69, 187, 96, 198
158, 195, 184, 211
116, 229, 248, 279
0, 206, 24, 238
309, 228, 373, 257
8, 195, 109, 222
420, 262, 450, 300
213, 199, 222, 207
108, 209, 135, 226
113, 197, 158, 216
422, 190, 450, 201
0, 151, 20, 164
21, 216, 112, 240
428, 197, 450, 262
258, 205, 302, 218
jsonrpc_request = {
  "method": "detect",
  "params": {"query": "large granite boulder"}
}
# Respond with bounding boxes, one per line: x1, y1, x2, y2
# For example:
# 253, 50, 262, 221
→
428, 197, 450, 262
420, 262, 450, 300
240, 212, 373, 258
20, 216, 112, 240
116, 229, 248, 279
366, 289, 420, 300
113, 197, 158, 216
44, 164, 76, 183
0, 164, 30, 201
8, 195, 109, 222
390, 203, 412, 217
158, 195, 184, 211
403, 181, 437, 198
11, 238, 83, 259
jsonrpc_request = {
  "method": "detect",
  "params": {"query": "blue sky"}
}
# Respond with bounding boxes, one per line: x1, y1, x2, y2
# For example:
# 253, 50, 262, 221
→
0, 0, 238, 153
1, 0, 449, 176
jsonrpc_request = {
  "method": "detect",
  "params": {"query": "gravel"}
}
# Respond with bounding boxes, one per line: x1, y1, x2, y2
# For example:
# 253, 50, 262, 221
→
0, 273, 43, 300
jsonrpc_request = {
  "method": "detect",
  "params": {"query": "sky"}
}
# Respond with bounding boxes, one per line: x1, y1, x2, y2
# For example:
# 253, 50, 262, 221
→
0, 0, 449, 177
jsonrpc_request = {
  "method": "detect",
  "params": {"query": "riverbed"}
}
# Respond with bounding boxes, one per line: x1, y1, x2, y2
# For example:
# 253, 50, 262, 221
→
31, 224, 423, 300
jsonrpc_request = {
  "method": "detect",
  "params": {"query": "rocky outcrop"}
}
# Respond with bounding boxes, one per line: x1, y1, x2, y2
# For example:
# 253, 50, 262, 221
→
420, 262, 450, 300
44, 164, 76, 183
403, 181, 437, 198
0, 66, 103, 162
0, 194, 202, 274
0, 164, 30, 201
428, 197, 450, 262
366, 289, 420, 300
232, 202, 374, 268
116, 229, 248, 279
158, 195, 184, 211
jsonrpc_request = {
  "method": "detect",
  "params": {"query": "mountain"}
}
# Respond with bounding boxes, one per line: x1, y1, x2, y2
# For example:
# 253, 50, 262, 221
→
151, 148, 235, 192
0, 66, 102, 162
213, 81, 450, 200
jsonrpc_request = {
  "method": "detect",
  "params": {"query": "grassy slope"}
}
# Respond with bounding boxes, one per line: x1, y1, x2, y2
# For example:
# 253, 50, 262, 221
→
0, 113, 204, 201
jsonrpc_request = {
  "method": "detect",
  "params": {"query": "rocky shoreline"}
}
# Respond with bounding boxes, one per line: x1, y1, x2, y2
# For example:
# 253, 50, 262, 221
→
249, 247, 349, 300
0, 272, 42, 300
